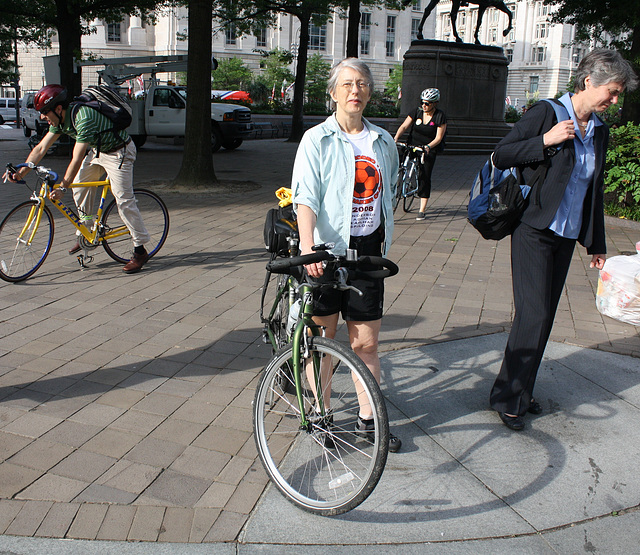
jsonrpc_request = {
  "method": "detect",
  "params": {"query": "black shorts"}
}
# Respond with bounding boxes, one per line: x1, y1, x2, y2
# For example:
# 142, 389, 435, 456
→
313, 228, 384, 321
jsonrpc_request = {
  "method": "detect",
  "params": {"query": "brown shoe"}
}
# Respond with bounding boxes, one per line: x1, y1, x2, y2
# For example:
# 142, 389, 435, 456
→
68, 241, 81, 255
122, 251, 150, 274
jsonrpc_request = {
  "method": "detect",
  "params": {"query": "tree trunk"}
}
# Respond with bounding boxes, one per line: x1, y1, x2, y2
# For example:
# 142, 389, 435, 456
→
54, 3, 82, 95
289, 15, 310, 143
620, 25, 640, 125
346, 0, 360, 58
174, 0, 217, 187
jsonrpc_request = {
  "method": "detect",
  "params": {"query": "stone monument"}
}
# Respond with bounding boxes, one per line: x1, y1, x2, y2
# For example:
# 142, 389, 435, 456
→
399, 39, 511, 154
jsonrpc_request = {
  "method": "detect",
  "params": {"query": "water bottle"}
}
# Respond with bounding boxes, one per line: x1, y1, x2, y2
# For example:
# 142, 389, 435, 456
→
286, 298, 302, 336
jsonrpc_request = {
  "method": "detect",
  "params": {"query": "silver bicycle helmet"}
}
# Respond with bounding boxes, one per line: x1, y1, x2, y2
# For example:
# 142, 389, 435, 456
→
420, 88, 440, 103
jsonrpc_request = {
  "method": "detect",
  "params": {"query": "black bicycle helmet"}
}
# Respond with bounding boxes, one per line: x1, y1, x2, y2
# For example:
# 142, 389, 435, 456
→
34, 84, 68, 114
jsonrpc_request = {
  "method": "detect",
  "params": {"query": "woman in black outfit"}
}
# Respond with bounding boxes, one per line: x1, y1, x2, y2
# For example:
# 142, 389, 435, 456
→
394, 88, 447, 220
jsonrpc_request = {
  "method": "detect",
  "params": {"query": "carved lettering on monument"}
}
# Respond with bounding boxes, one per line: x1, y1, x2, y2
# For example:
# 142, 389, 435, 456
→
404, 61, 433, 73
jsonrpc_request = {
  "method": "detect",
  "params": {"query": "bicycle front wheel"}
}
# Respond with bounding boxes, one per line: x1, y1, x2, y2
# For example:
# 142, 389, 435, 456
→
254, 336, 389, 516
0, 201, 54, 283
403, 167, 417, 213
102, 189, 169, 264
392, 169, 404, 213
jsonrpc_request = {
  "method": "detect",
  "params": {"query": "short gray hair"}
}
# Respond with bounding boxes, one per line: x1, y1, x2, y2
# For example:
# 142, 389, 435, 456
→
574, 48, 638, 92
326, 58, 374, 110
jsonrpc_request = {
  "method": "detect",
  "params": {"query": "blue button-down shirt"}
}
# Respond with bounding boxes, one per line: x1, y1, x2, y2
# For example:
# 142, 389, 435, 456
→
548, 92, 602, 239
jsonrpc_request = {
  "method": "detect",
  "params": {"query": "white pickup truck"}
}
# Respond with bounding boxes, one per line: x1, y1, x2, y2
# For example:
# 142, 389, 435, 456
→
127, 83, 253, 151
78, 55, 254, 152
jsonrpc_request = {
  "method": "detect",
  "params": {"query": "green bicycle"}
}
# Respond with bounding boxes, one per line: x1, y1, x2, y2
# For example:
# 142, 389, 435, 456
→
256, 231, 399, 516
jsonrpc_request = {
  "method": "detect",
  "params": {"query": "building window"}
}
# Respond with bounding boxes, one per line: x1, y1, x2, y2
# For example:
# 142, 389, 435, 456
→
529, 76, 539, 93
412, 0, 422, 11
532, 46, 545, 62
505, 47, 513, 63
572, 47, 583, 64
386, 15, 396, 57
255, 28, 267, 47
536, 2, 548, 17
107, 23, 121, 43
411, 18, 421, 41
489, 28, 498, 43
309, 22, 327, 51
535, 23, 548, 39
360, 12, 371, 55
225, 24, 237, 45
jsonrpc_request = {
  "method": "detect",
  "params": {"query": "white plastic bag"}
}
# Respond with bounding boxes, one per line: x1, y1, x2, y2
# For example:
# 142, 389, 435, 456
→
596, 241, 640, 326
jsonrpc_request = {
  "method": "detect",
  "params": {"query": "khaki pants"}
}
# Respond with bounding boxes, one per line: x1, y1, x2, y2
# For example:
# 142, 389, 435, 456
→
72, 141, 150, 247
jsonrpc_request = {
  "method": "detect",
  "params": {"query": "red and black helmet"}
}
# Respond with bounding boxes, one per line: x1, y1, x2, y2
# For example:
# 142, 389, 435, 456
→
34, 84, 68, 114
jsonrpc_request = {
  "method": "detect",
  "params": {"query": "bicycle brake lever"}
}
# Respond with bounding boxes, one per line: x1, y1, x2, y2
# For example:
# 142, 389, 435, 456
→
341, 284, 363, 297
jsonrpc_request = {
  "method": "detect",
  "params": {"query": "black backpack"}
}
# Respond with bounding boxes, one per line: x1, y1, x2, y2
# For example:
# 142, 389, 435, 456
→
69, 85, 133, 154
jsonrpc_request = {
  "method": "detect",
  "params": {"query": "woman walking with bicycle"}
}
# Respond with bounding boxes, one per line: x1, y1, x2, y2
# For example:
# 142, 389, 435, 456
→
292, 58, 401, 453
394, 88, 447, 220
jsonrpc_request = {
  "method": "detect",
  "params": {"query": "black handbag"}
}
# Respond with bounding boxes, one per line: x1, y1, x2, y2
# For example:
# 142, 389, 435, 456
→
263, 203, 296, 254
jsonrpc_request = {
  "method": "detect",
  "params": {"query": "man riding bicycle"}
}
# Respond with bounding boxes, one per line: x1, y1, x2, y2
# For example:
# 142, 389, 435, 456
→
7, 84, 151, 274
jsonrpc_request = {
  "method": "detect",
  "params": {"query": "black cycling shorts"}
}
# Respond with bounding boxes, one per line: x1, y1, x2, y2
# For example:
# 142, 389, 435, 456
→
313, 228, 384, 322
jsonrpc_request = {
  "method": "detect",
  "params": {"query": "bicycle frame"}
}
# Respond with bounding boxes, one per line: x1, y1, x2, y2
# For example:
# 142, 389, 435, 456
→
289, 282, 325, 429
23, 177, 129, 248
401, 150, 421, 197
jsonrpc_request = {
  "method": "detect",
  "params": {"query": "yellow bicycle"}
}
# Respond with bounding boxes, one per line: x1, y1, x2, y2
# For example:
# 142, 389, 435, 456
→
1, 162, 169, 282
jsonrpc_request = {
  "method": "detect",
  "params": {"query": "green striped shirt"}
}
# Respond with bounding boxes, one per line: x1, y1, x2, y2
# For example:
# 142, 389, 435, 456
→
50, 105, 129, 152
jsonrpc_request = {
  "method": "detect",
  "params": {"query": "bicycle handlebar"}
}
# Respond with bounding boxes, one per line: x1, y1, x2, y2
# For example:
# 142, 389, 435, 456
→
5, 163, 59, 185
266, 251, 399, 280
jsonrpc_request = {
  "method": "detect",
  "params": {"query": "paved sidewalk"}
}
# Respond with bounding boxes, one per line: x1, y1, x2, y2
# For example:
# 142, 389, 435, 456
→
0, 126, 639, 552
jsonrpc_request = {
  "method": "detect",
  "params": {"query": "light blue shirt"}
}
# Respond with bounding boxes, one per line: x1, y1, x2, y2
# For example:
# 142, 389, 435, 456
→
292, 114, 398, 255
548, 92, 602, 239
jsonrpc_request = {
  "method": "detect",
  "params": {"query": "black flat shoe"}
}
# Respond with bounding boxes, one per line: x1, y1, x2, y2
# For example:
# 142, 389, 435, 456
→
528, 399, 543, 415
498, 412, 525, 431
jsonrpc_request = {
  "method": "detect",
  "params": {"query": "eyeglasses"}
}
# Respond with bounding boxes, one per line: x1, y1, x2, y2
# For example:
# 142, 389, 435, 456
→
340, 81, 371, 91
421, 101, 432, 106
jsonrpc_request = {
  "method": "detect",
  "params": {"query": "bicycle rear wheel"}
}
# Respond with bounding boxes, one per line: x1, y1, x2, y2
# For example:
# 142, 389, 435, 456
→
254, 336, 389, 516
392, 169, 404, 213
102, 189, 169, 264
403, 166, 417, 213
0, 201, 54, 283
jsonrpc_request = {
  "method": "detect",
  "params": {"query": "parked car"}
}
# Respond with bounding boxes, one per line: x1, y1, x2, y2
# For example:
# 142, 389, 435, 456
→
21, 92, 46, 137
0, 97, 19, 125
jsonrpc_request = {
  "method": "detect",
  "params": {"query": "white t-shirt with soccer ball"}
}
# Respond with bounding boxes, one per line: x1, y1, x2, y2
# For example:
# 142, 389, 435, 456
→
343, 126, 382, 237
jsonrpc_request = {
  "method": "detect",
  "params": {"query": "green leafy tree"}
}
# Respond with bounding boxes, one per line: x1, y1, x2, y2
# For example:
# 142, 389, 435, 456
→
546, 0, 640, 124
605, 122, 640, 205
256, 47, 294, 97
305, 53, 330, 104
211, 57, 253, 89
384, 63, 402, 106
2, 0, 167, 95
213, 0, 337, 141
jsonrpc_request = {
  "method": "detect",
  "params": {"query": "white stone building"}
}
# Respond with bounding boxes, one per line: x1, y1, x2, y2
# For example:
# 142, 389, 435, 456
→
12, 0, 585, 107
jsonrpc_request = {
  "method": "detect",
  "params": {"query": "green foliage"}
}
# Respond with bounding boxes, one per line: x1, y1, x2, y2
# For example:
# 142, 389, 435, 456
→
504, 105, 521, 123
257, 48, 294, 93
305, 53, 330, 105
605, 123, 640, 206
363, 90, 400, 118
525, 90, 540, 108
211, 57, 253, 90
384, 64, 403, 107
604, 201, 640, 221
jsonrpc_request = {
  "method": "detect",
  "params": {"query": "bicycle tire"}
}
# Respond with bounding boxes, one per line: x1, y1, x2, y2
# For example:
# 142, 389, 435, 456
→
102, 189, 169, 264
403, 165, 418, 213
254, 335, 389, 516
0, 201, 54, 283
392, 169, 404, 213
271, 274, 291, 351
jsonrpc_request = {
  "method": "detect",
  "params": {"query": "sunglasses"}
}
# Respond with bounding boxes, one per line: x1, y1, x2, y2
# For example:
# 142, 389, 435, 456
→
422, 101, 432, 106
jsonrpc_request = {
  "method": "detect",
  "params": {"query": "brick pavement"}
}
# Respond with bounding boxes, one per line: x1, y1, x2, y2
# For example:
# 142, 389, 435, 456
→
0, 128, 638, 543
